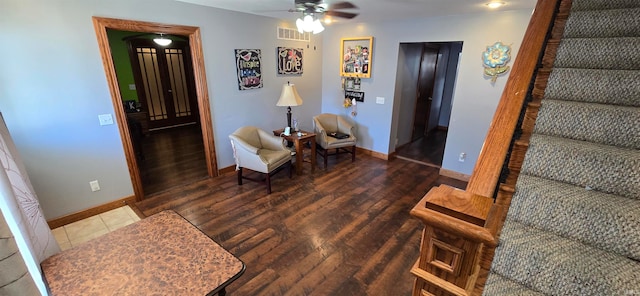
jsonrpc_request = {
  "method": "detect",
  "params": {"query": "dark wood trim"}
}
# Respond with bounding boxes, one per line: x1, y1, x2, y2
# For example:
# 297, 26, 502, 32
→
438, 168, 471, 182
47, 195, 137, 229
92, 17, 218, 202
355, 147, 388, 160
218, 165, 236, 175
436, 125, 448, 131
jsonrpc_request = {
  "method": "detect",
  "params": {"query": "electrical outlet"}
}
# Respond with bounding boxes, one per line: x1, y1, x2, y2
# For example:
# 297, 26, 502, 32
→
458, 152, 466, 162
89, 180, 101, 192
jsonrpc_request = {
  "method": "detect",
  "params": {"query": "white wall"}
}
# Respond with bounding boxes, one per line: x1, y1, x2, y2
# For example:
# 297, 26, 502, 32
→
321, 10, 532, 175
395, 43, 423, 147
0, 0, 323, 219
439, 42, 463, 127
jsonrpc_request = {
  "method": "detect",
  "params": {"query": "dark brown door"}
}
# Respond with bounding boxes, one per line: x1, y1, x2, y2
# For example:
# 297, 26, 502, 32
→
127, 39, 199, 129
411, 44, 440, 141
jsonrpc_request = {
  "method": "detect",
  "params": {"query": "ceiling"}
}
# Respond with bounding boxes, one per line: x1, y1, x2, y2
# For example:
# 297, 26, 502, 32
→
175, 0, 537, 25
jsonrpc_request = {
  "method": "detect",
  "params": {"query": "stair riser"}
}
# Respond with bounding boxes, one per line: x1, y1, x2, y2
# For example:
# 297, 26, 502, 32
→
571, 0, 640, 12
563, 8, 640, 38
508, 175, 640, 261
554, 38, 640, 70
534, 100, 640, 149
521, 134, 640, 200
545, 68, 640, 107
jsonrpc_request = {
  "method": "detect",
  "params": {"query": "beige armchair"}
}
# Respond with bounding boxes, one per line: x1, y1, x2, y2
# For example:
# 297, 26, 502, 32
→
313, 113, 357, 169
229, 126, 292, 194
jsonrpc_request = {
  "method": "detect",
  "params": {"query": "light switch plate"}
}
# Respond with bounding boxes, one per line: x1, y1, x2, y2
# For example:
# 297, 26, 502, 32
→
89, 180, 100, 192
376, 97, 385, 104
98, 114, 114, 126
128, 84, 136, 90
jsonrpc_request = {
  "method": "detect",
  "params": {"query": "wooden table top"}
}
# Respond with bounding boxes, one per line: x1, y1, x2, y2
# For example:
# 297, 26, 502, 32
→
41, 210, 245, 296
273, 129, 316, 141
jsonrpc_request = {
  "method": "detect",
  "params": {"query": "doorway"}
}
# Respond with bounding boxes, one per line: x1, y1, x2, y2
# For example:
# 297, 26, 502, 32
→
93, 17, 218, 201
395, 42, 462, 167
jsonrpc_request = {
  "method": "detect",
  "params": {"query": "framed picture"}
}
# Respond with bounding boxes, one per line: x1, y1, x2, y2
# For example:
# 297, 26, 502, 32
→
343, 77, 361, 90
340, 36, 373, 78
277, 47, 303, 75
235, 49, 263, 90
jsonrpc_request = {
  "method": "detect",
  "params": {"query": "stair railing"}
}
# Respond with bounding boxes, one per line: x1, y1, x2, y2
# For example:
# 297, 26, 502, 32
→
409, 0, 563, 295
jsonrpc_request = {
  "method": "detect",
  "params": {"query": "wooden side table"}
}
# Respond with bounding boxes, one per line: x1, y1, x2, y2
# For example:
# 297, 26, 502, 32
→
273, 129, 316, 175
41, 210, 245, 296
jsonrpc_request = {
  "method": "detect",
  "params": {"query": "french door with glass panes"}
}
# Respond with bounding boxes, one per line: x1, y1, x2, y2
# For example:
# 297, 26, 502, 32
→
127, 39, 199, 129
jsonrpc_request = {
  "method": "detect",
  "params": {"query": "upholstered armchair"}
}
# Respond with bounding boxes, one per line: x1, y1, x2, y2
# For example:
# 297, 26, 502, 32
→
313, 113, 357, 169
229, 126, 292, 194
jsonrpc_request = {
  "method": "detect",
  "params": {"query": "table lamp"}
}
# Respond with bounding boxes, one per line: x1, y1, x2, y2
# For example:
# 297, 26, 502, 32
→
276, 82, 303, 130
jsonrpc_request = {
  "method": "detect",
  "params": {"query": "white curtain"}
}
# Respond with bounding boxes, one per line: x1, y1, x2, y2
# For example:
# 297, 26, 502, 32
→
0, 113, 60, 295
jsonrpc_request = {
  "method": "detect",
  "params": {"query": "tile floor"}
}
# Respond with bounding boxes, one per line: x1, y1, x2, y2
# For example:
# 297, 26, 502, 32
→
51, 206, 141, 251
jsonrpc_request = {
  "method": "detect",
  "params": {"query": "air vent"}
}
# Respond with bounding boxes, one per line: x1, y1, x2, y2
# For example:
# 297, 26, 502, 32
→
277, 27, 311, 42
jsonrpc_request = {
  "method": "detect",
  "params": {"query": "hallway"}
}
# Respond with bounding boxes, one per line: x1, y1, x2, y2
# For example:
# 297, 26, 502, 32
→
395, 129, 447, 167
138, 124, 208, 196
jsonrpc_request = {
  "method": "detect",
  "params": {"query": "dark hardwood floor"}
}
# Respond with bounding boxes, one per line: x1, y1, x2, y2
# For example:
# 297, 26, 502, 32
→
135, 154, 467, 295
396, 129, 448, 167
138, 124, 208, 196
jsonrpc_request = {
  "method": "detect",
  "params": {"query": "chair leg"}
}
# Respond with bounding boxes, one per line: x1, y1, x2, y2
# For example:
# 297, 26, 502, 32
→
266, 172, 272, 194
351, 145, 356, 162
237, 168, 243, 185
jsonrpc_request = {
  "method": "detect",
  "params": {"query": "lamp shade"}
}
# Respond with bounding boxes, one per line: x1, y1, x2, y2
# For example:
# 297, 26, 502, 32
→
276, 83, 303, 107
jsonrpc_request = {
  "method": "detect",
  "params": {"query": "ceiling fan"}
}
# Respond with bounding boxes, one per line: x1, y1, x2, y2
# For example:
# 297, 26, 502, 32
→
290, 0, 358, 33
290, 0, 359, 20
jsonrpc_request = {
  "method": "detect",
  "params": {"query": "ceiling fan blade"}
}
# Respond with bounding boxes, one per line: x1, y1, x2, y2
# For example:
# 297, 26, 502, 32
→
325, 10, 358, 19
329, 1, 357, 10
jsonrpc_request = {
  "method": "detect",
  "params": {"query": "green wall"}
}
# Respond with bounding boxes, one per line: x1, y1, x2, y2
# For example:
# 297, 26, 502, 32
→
107, 29, 139, 103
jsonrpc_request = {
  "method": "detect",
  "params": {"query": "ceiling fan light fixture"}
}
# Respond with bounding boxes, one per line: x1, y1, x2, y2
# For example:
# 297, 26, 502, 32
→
312, 19, 324, 34
296, 14, 324, 34
153, 34, 172, 46
296, 17, 305, 33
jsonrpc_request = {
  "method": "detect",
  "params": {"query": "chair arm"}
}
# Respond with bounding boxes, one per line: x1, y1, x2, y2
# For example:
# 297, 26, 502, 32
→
257, 129, 287, 151
336, 116, 355, 137
313, 118, 330, 148
229, 135, 259, 155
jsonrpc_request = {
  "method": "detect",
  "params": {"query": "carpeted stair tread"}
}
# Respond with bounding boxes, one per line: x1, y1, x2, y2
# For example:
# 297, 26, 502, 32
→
564, 8, 640, 38
534, 99, 640, 149
490, 220, 640, 296
571, 0, 640, 12
554, 37, 640, 70
483, 273, 545, 296
521, 134, 640, 200
544, 68, 640, 107
508, 174, 640, 261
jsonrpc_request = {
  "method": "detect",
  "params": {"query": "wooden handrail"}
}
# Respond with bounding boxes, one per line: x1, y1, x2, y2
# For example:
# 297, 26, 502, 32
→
410, 186, 497, 246
466, 0, 560, 198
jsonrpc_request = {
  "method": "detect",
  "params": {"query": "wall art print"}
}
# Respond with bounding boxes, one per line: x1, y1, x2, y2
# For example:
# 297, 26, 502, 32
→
277, 47, 303, 75
482, 41, 512, 82
235, 49, 263, 90
340, 36, 373, 78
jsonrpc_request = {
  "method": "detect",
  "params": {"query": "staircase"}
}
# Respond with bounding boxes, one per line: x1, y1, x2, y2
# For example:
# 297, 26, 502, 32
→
483, 0, 640, 294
